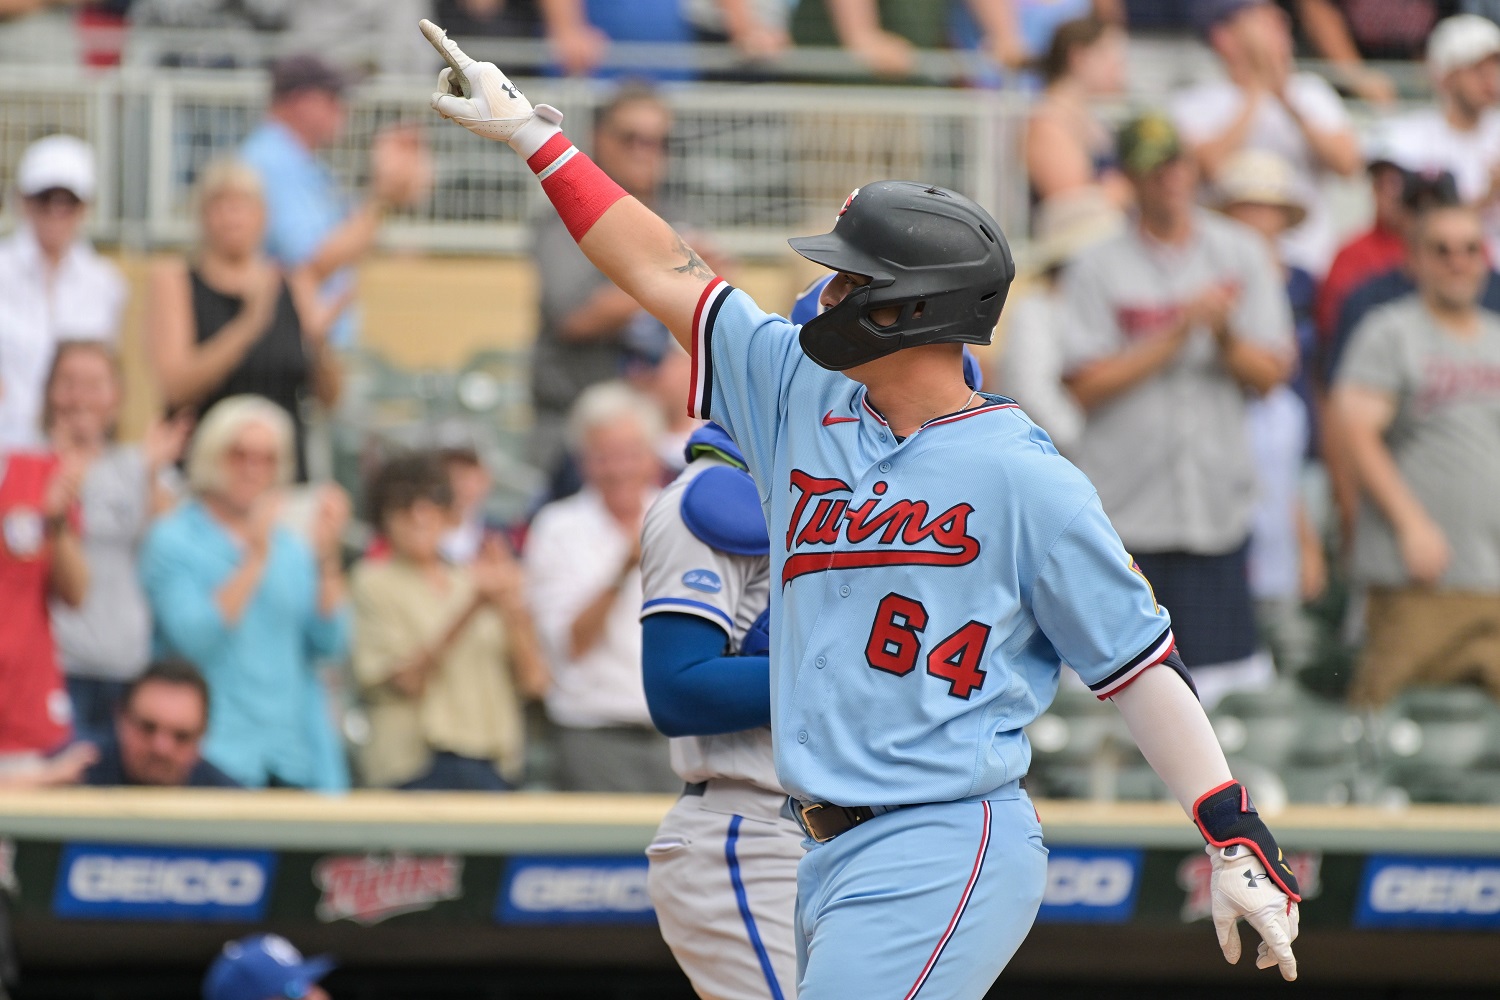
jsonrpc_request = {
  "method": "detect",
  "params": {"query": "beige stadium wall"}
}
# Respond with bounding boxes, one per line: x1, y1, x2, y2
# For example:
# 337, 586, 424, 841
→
107, 251, 811, 441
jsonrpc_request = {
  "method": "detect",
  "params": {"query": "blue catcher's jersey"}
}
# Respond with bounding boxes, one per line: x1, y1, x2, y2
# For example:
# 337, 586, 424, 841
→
686, 280, 1174, 807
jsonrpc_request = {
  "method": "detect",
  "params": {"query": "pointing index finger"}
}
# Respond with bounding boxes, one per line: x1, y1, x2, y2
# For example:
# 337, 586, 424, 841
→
419, 19, 474, 96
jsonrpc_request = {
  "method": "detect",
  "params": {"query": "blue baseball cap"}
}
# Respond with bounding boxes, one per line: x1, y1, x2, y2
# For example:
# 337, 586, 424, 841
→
203, 934, 335, 1000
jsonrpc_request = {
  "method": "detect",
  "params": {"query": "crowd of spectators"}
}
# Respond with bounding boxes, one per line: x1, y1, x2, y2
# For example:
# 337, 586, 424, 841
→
2, 0, 1500, 802
0, 0, 1469, 90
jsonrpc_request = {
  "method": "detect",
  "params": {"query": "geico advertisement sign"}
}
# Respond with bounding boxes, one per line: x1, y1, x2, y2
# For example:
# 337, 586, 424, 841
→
496, 856, 655, 925
1034, 847, 1144, 923
53, 843, 275, 921
1356, 855, 1500, 929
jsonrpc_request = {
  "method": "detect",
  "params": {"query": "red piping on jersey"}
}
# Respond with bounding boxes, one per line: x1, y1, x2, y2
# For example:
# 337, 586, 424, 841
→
860, 394, 1017, 433
688, 278, 727, 418
903, 800, 992, 999
923, 404, 1019, 429
1095, 641, 1177, 700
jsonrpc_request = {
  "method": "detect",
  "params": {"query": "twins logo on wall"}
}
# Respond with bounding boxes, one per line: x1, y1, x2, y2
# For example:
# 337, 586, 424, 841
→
1176, 850, 1324, 922
312, 854, 463, 925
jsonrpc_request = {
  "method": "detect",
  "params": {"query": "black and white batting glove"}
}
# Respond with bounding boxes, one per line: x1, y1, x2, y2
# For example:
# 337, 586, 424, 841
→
1194, 781, 1301, 981
419, 19, 563, 147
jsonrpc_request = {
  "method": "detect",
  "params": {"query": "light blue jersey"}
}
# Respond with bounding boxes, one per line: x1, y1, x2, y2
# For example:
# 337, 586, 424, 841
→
687, 279, 1173, 807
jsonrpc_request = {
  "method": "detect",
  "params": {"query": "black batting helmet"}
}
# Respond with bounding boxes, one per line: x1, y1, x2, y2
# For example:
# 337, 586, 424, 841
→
787, 181, 1014, 371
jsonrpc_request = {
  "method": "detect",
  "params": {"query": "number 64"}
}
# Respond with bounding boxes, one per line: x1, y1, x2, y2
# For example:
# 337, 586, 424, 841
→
864, 592, 991, 700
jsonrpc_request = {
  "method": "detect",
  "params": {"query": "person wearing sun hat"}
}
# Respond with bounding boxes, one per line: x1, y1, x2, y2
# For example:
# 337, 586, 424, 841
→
998, 188, 1123, 454
203, 934, 335, 1000
1059, 111, 1296, 707
0, 134, 126, 450
1214, 148, 1327, 681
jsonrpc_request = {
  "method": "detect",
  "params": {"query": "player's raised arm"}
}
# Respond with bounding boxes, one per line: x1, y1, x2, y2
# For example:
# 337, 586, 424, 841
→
419, 20, 714, 351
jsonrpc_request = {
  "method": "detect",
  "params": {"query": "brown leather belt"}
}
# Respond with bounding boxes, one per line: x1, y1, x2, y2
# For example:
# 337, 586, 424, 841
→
794, 777, 1027, 844
796, 801, 884, 843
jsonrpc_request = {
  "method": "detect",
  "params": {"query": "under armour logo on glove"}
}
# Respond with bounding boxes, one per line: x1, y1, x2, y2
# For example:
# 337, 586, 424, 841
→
1209, 846, 1299, 981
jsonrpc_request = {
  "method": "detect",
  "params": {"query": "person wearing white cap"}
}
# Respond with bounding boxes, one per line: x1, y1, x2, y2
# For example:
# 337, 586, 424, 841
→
0, 134, 126, 450
1381, 14, 1500, 259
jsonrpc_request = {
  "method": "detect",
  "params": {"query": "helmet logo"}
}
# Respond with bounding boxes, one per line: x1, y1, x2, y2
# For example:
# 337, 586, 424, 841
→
837, 188, 860, 222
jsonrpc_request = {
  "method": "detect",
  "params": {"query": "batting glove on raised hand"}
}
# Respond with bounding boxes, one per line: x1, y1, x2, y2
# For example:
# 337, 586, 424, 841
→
419, 19, 562, 144
1208, 844, 1300, 981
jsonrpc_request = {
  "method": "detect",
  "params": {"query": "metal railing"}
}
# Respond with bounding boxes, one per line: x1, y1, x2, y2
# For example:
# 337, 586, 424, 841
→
0, 65, 1034, 258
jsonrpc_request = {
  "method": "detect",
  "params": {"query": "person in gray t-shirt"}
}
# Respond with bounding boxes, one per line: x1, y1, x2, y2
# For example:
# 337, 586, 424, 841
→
1334, 203, 1500, 706
1061, 112, 1294, 682
44, 342, 189, 747
529, 85, 679, 484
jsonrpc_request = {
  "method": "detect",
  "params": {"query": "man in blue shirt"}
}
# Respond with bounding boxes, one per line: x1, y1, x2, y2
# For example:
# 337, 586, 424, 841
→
240, 55, 429, 348
84, 660, 240, 788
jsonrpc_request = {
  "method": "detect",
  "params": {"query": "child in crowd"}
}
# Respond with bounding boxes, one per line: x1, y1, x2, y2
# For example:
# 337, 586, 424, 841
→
351, 453, 548, 790
437, 445, 497, 565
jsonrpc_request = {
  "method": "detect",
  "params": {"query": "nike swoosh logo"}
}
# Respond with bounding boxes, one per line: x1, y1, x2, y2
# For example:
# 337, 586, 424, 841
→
822, 410, 859, 426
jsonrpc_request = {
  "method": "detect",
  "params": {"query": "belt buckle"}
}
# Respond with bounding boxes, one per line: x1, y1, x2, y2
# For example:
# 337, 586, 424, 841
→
799, 802, 834, 843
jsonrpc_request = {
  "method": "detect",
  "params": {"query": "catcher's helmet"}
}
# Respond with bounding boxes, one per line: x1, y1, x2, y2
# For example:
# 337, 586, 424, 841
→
787, 181, 1014, 371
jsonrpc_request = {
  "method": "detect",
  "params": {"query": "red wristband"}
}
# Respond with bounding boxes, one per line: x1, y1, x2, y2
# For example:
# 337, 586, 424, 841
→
527, 133, 628, 242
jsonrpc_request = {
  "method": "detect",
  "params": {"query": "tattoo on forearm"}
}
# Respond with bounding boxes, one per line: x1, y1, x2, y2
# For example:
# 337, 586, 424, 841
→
671, 234, 714, 280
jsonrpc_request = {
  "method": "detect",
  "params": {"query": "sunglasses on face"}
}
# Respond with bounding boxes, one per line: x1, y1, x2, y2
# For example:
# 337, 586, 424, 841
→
606, 129, 669, 152
124, 710, 200, 747
1425, 240, 1485, 261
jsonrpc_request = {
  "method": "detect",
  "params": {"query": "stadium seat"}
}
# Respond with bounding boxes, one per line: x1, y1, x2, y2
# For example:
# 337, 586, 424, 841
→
1027, 685, 1115, 765
1287, 702, 1362, 767
1388, 685, 1495, 772
1279, 764, 1354, 806
1113, 763, 1169, 802
1210, 680, 1304, 770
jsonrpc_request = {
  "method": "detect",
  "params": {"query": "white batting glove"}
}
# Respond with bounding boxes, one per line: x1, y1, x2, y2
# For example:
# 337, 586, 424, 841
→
1208, 845, 1300, 981
418, 19, 563, 146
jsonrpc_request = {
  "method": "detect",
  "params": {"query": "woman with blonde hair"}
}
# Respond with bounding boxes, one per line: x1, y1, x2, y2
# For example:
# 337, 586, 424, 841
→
139, 395, 352, 790
146, 159, 343, 480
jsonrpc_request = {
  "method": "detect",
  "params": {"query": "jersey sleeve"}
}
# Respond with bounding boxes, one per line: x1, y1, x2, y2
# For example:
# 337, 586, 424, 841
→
686, 280, 804, 478
639, 483, 754, 641
1031, 493, 1176, 700
1334, 306, 1406, 397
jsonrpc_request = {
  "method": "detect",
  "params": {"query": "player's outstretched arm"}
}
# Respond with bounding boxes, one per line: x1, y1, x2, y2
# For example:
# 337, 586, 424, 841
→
1111, 666, 1301, 981
419, 20, 714, 352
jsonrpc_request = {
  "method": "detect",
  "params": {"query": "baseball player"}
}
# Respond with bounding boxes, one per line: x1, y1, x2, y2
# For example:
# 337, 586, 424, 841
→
640, 284, 983, 1000
640, 421, 801, 999
420, 22, 1300, 998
